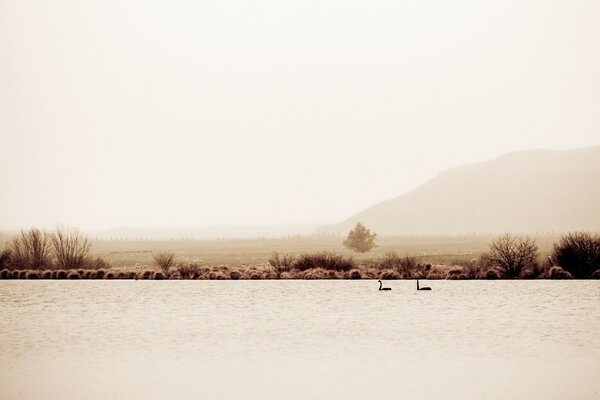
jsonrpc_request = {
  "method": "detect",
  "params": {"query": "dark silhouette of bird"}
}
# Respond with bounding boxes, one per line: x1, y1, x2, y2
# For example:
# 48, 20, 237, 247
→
378, 280, 391, 291
417, 278, 431, 291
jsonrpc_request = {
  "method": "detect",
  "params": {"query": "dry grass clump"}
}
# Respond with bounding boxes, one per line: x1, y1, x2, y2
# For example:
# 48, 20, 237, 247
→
11, 270, 19, 279
26, 271, 40, 279
153, 252, 176, 274
249, 272, 261, 280
425, 270, 445, 279
67, 271, 81, 279
374, 252, 418, 278
229, 270, 241, 280
279, 271, 292, 279
327, 270, 340, 279
379, 270, 399, 280
139, 270, 153, 280
268, 252, 295, 276
18, 270, 27, 279
483, 269, 501, 280
293, 252, 354, 272
126, 272, 137, 279
546, 266, 573, 279
177, 264, 200, 279
153, 271, 166, 280
446, 268, 464, 279
207, 271, 225, 280
302, 270, 319, 279
0, 269, 10, 279
95, 270, 105, 279
261, 270, 277, 279
591, 270, 600, 279
104, 271, 116, 279
87, 271, 97, 279
349, 269, 361, 279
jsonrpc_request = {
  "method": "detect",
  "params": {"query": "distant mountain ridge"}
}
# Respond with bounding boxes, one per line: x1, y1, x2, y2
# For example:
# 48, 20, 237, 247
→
317, 146, 600, 235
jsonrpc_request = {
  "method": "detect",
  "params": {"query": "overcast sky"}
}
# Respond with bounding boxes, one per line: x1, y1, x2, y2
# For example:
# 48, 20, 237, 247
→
1, 0, 599, 230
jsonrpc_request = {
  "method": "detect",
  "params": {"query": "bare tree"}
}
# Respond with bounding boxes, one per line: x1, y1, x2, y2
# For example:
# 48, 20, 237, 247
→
51, 226, 91, 269
153, 252, 176, 273
483, 234, 539, 278
8, 228, 52, 269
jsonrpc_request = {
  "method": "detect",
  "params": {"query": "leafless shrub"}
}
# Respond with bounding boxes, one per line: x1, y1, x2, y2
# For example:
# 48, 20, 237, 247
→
177, 263, 200, 279
153, 252, 176, 273
482, 234, 539, 278
51, 226, 91, 270
9, 228, 52, 269
551, 232, 600, 278
268, 252, 295, 274
0, 249, 12, 269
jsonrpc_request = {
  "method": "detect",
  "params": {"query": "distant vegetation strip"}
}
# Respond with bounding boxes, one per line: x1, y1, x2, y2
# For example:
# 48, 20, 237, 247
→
1, 228, 599, 280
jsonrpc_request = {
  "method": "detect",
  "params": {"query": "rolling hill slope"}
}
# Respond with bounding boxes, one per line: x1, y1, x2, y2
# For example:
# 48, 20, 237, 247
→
317, 146, 600, 235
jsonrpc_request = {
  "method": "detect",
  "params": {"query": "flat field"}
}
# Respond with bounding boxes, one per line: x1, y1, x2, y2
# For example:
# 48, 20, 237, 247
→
89, 234, 561, 270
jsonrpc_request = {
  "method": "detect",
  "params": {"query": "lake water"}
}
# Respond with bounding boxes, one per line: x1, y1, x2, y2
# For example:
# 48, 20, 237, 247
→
0, 281, 598, 399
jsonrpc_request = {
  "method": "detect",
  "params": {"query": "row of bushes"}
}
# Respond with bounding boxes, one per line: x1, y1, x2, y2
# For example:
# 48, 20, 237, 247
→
0, 267, 358, 280
2, 265, 593, 280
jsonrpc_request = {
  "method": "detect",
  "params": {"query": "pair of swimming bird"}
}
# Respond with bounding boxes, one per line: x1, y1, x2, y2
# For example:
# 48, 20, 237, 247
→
378, 279, 431, 291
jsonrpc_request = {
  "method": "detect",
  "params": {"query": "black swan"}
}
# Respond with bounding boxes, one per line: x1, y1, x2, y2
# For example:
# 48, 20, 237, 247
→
378, 280, 391, 291
417, 278, 431, 291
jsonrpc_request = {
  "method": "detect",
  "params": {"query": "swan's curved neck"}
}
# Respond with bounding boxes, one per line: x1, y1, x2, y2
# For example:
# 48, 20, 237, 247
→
417, 279, 419, 289
378, 281, 382, 290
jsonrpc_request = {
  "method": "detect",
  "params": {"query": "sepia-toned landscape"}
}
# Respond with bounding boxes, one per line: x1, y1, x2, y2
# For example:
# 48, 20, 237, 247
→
1, 0, 599, 399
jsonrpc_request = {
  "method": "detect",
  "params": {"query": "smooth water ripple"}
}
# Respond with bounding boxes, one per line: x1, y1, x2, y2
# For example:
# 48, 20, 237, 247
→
0, 280, 599, 399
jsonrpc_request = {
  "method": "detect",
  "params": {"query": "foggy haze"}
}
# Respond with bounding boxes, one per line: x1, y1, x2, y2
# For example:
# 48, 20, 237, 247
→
1, 0, 599, 231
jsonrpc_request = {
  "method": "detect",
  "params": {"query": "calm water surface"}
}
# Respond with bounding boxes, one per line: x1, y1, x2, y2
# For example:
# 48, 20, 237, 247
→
1, 281, 599, 399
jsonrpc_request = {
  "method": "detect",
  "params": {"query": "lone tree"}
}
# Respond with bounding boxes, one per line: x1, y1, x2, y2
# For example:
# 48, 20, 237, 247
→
551, 232, 600, 278
482, 234, 539, 278
343, 222, 376, 253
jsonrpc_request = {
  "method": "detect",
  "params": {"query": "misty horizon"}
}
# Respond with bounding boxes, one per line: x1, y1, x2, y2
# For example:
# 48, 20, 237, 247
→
2, 0, 600, 231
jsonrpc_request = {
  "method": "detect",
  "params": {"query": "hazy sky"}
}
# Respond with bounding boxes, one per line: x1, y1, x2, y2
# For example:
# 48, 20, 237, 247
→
1, 0, 599, 230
